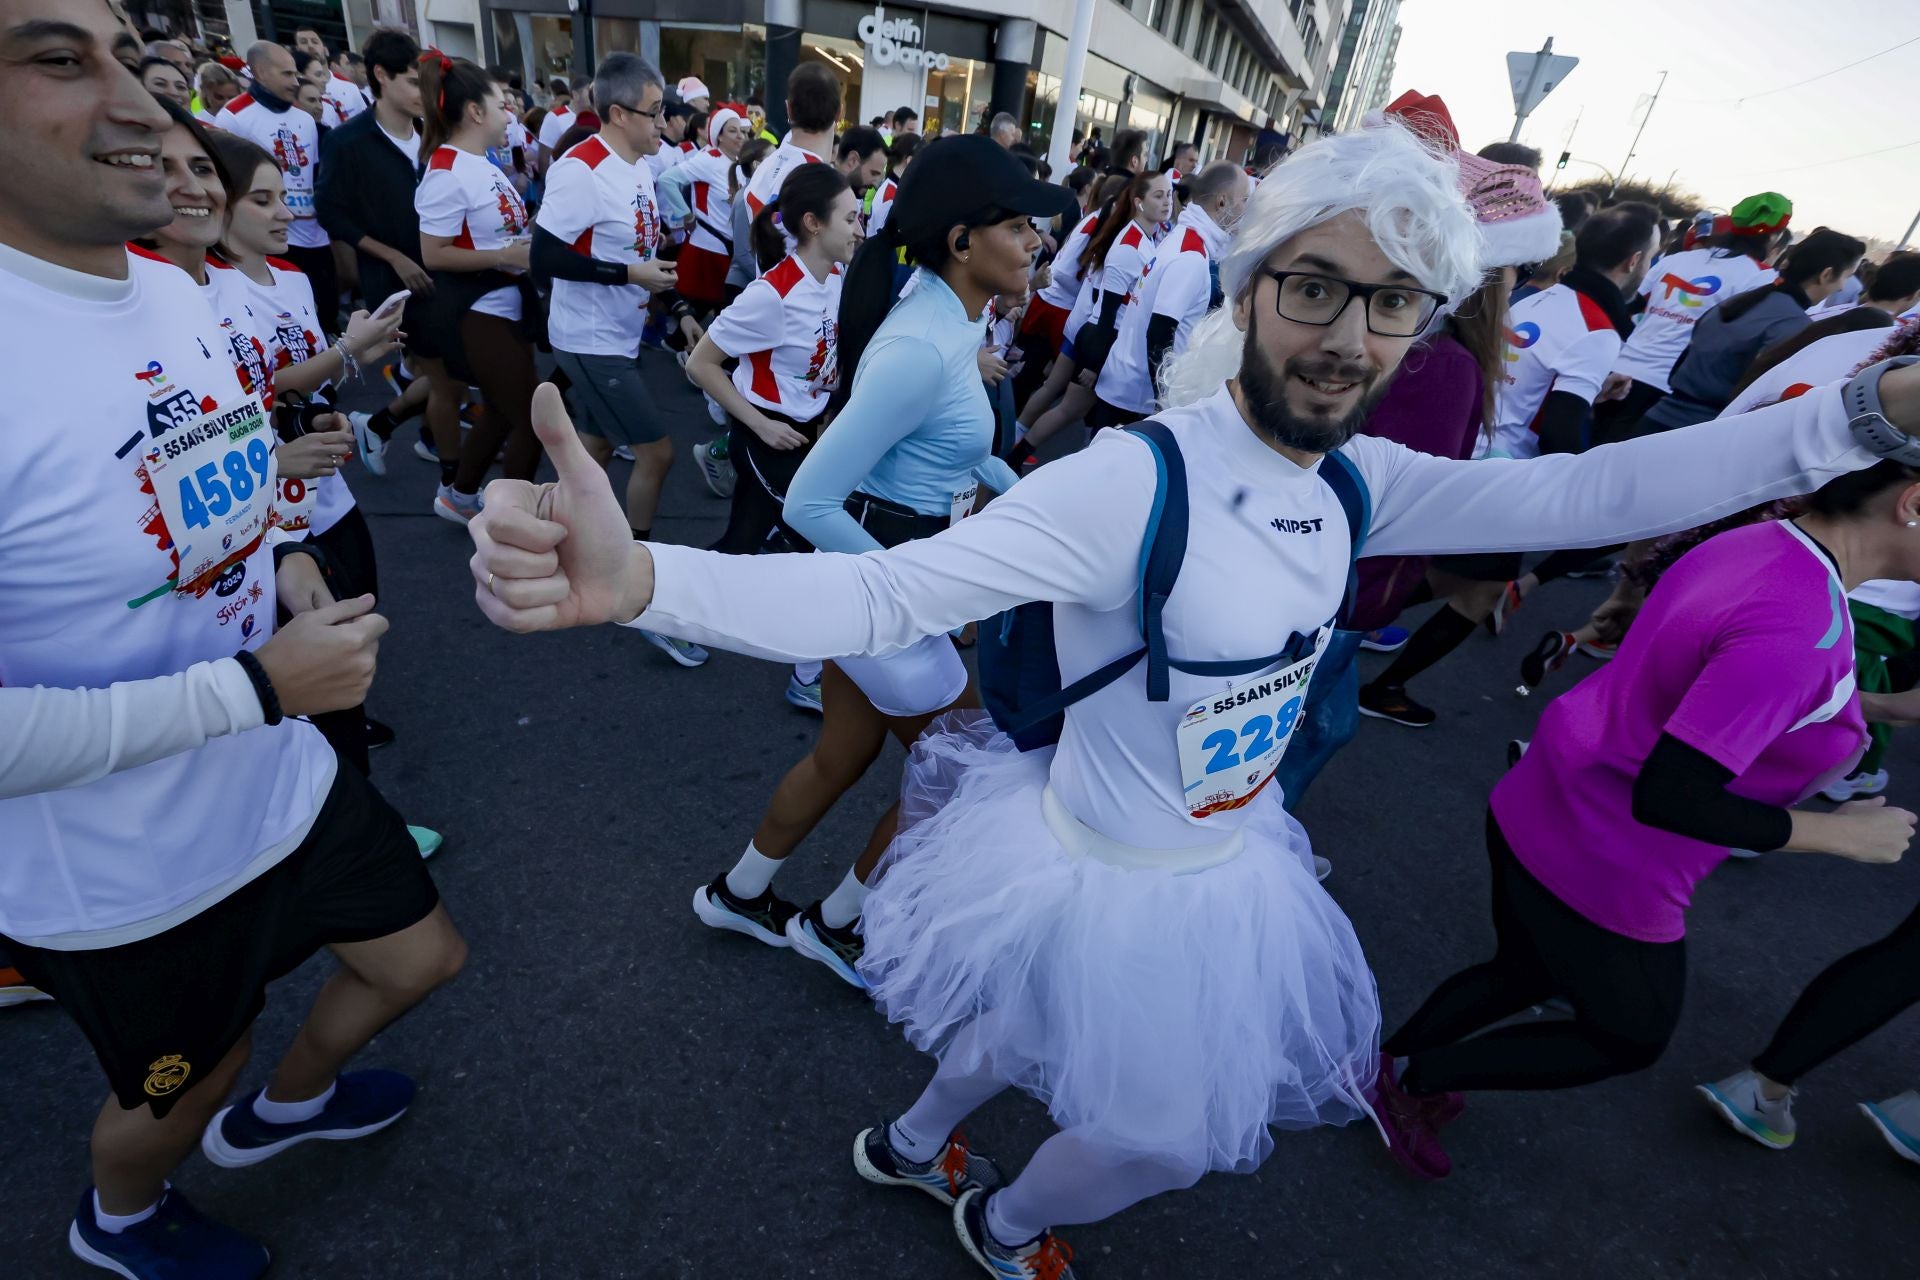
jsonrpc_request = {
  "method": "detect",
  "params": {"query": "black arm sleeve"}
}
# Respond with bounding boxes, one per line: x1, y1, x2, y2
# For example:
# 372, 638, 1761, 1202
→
1631, 733, 1794, 853
1145, 313, 1180, 386
1535, 389, 1594, 456
530, 224, 630, 286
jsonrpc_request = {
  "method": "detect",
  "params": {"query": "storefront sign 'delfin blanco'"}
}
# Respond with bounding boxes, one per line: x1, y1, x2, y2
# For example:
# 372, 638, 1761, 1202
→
858, 5, 950, 71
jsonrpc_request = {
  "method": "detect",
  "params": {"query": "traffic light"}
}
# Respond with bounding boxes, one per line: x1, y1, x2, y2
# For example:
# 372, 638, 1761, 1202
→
1557, 150, 1570, 170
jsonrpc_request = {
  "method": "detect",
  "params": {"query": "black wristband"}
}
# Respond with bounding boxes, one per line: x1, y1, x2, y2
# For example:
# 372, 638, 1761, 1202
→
233, 648, 284, 726
273, 540, 330, 579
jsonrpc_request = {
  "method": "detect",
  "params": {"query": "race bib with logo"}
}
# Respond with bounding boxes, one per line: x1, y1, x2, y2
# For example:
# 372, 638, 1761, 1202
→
143, 392, 275, 595
950, 482, 979, 527
1176, 632, 1325, 819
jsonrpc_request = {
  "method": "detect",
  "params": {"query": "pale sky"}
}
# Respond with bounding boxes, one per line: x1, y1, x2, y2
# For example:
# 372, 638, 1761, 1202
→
1388, 0, 1920, 247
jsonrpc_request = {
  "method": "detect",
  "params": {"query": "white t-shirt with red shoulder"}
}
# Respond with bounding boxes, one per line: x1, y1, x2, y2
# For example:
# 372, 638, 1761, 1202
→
1068, 220, 1157, 345
647, 137, 699, 179
0, 242, 334, 948
538, 104, 576, 153
219, 93, 328, 249
744, 135, 826, 218
1096, 205, 1227, 413
321, 74, 368, 129
1484, 282, 1625, 460
677, 146, 738, 257
416, 144, 531, 322
197, 258, 278, 412
704, 252, 842, 424
534, 133, 660, 358
1037, 211, 1101, 312
244, 259, 357, 538
868, 175, 899, 238
1613, 247, 1777, 391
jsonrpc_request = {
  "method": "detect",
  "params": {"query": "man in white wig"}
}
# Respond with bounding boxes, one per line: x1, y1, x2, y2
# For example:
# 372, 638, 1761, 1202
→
465, 123, 1920, 1276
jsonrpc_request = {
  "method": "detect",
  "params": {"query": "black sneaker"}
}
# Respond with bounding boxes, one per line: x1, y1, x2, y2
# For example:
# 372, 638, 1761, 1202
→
854, 1123, 1005, 1207
953, 1186, 1078, 1278
786, 902, 867, 990
364, 717, 395, 750
1358, 683, 1437, 728
691, 873, 798, 948
1507, 738, 1528, 769
1519, 631, 1576, 694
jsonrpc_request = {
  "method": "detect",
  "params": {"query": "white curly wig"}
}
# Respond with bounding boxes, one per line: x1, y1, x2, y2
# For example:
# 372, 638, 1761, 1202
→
1158, 121, 1486, 409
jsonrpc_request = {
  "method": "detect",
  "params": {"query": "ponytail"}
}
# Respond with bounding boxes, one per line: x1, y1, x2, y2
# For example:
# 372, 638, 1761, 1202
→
835, 218, 905, 393
418, 52, 496, 164
752, 163, 850, 272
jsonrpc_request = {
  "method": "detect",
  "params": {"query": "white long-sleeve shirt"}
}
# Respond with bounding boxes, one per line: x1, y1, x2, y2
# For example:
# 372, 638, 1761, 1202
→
634, 382, 1875, 850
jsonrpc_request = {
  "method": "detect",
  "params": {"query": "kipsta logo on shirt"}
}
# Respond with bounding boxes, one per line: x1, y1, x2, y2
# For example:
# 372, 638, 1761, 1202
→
1659, 273, 1722, 308
1503, 321, 1541, 362
1269, 516, 1324, 535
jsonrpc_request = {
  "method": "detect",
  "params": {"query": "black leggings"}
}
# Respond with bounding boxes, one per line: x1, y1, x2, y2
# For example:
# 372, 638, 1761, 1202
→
453, 313, 542, 493
1750, 896, 1920, 1086
1385, 811, 1686, 1094
711, 417, 814, 554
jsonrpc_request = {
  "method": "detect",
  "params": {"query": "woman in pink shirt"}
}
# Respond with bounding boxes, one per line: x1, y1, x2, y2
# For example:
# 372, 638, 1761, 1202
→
1369, 455, 1920, 1180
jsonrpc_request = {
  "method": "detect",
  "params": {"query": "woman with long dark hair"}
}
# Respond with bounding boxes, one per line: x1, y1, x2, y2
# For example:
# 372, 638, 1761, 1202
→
688, 137, 1071, 993
414, 56, 539, 522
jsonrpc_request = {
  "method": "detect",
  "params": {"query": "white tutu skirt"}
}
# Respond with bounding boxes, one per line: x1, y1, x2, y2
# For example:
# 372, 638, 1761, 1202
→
859, 713, 1381, 1175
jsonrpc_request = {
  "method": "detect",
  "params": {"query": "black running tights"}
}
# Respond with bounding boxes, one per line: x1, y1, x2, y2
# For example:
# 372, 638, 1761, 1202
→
453, 313, 542, 493
1750, 895, 1920, 1086
1385, 811, 1686, 1094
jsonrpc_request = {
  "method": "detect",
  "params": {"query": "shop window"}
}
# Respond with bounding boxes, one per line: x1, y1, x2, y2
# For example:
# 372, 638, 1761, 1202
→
661, 24, 766, 107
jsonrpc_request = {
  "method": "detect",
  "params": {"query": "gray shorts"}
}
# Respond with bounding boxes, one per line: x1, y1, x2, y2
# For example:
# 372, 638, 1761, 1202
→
553, 349, 665, 447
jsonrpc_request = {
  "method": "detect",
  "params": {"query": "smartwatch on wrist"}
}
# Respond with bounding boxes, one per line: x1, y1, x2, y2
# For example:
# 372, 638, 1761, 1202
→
1844, 356, 1920, 464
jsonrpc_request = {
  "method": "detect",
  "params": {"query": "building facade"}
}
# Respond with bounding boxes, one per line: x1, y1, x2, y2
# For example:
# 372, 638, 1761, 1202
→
1325, 0, 1399, 133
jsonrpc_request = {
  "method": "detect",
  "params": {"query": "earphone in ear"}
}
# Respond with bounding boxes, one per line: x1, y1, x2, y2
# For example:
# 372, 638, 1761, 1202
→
955, 229, 971, 251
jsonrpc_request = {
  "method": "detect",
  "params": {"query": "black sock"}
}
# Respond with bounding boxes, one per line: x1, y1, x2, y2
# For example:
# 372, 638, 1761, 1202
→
439, 460, 458, 487
631, 527, 651, 543
1371, 604, 1479, 689
368, 406, 400, 440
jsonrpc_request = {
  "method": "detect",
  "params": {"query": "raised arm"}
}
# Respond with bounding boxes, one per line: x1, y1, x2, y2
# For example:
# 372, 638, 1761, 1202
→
1354, 380, 1887, 558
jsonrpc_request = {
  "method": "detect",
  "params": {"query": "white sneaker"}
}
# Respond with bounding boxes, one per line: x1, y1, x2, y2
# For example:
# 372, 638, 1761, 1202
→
347, 411, 388, 477
693, 440, 735, 498
641, 630, 709, 667
1821, 769, 1889, 803
612, 445, 635, 462
1697, 1069, 1796, 1150
704, 392, 727, 427
1859, 1091, 1920, 1165
433, 484, 483, 524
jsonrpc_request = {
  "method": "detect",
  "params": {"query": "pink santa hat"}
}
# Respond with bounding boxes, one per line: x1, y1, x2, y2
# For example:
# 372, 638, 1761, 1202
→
1375, 91, 1564, 270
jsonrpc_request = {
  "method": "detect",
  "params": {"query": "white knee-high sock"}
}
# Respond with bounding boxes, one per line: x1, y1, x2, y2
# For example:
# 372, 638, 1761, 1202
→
724, 842, 783, 898
983, 1129, 1204, 1247
794, 661, 823, 685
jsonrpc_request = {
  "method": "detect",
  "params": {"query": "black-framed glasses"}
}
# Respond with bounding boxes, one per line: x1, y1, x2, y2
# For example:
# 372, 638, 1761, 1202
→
1260, 269, 1446, 338
608, 100, 664, 121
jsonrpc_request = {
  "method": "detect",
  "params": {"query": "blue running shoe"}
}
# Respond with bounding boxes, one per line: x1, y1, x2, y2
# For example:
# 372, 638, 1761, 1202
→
68, 1186, 268, 1279
953, 1186, 1078, 1279
200, 1070, 415, 1169
1359, 626, 1409, 653
1859, 1091, 1920, 1166
854, 1123, 1004, 1207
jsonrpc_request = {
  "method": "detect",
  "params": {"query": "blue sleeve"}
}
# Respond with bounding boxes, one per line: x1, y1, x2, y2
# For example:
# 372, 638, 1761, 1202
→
975, 454, 1021, 495
656, 165, 693, 224
783, 336, 943, 554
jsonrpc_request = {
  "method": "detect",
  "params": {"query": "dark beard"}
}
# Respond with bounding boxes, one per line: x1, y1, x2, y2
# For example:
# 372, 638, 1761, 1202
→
1236, 312, 1387, 454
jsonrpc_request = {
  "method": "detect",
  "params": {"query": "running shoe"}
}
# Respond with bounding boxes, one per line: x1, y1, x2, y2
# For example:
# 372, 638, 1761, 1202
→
1821, 769, 1890, 803
364, 717, 395, 750
854, 1124, 1005, 1207
413, 436, 440, 463
1366, 1052, 1451, 1180
384, 361, 414, 398
69, 1187, 268, 1279
1313, 855, 1332, 882
1858, 1091, 1920, 1165
704, 393, 728, 428
787, 903, 867, 990
346, 411, 388, 477
640, 630, 710, 667
1697, 1070, 1796, 1150
1575, 638, 1618, 660
1485, 580, 1525, 636
953, 1187, 1077, 1279
693, 440, 736, 499
1507, 739, 1528, 769
1358, 683, 1436, 728
0, 965, 52, 1008
1359, 626, 1410, 653
612, 445, 635, 462
408, 826, 443, 860
692, 873, 797, 948
201, 1070, 416, 1168
785, 672, 824, 714
1519, 630, 1577, 694
433, 484, 482, 524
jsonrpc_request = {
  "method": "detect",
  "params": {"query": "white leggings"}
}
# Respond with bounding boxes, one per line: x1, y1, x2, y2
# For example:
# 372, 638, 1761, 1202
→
894, 1036, 1205, 1245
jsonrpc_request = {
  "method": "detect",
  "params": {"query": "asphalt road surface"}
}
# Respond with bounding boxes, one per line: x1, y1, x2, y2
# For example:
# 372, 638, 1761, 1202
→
6, 352, 1918, 1279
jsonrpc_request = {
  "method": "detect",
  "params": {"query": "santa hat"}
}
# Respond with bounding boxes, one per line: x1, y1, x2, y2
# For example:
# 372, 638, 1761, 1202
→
677, 77, 710, 102
1377, 90, 1564, 271
708, 106, 745, 146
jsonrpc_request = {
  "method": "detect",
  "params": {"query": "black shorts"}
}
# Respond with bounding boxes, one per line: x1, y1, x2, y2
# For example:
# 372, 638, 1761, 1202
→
1432, 551, 1526, 582
2, 760, 438, 1118
1086, 397, 1147, 430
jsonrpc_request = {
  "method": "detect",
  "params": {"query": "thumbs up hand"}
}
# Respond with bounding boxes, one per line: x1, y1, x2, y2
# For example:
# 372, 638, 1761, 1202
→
468, 382, 655, 632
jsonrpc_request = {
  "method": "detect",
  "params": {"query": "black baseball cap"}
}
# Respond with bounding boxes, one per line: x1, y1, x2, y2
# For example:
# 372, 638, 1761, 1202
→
890, 135, 1079, 245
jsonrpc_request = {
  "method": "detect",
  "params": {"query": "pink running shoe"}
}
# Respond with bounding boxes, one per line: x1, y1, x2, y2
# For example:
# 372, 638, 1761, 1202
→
1367, 1052, 1452, 1180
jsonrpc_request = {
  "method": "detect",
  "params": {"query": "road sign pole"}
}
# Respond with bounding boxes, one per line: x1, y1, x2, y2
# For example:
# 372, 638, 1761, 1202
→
1509, 38, 1552, 143
1900, 205, 1920, 251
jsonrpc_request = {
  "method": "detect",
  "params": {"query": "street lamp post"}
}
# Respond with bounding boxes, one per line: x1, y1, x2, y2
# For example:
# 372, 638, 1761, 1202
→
1045, 0, 1097, 182
1609, 69, 1667, 198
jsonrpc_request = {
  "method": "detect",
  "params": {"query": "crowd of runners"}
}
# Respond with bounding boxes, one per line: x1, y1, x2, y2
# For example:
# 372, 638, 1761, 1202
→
6, 4, 1920, 1277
